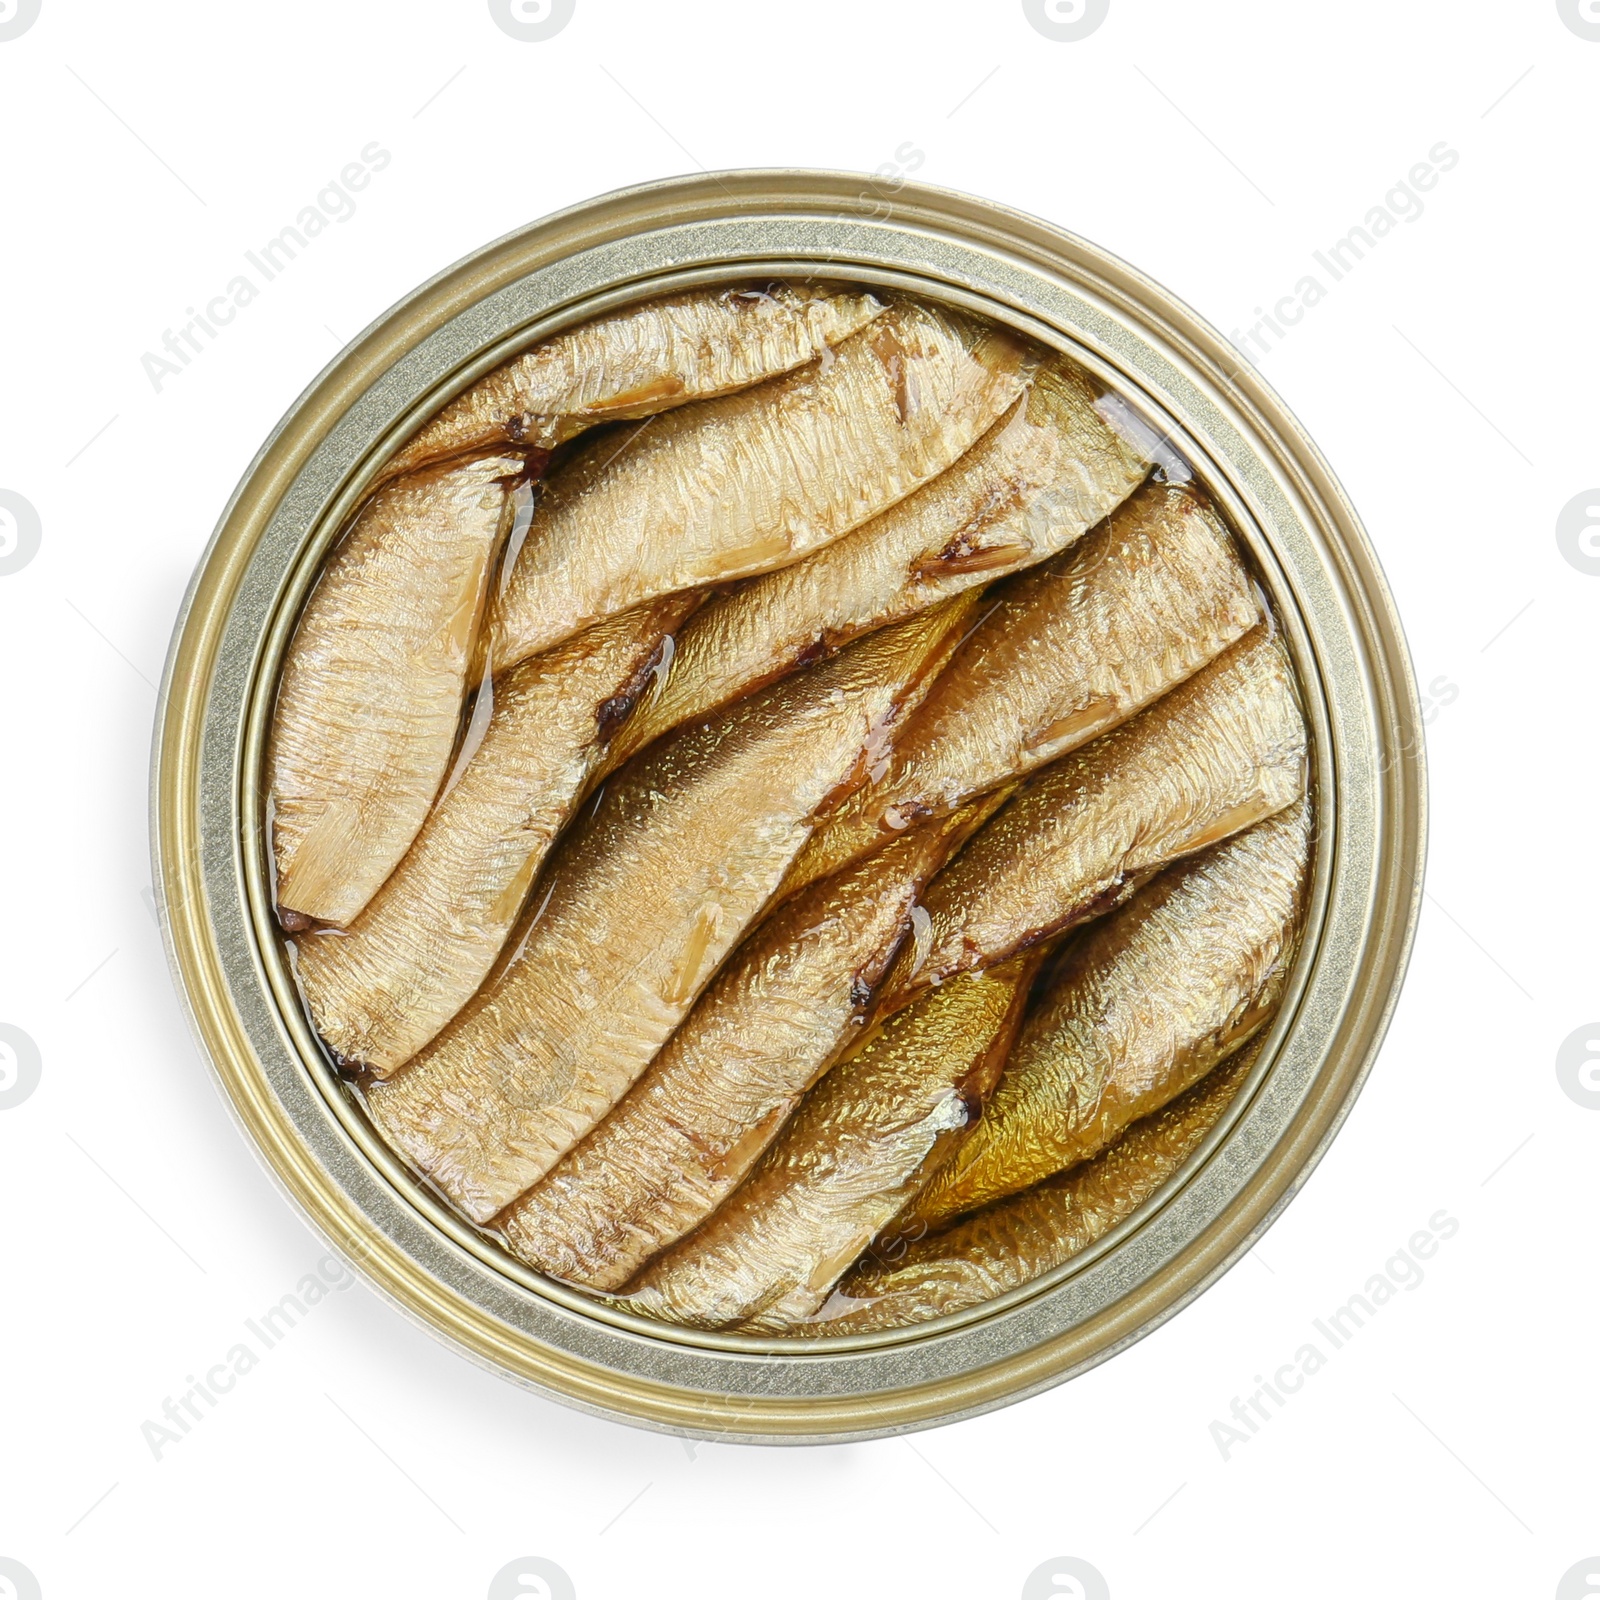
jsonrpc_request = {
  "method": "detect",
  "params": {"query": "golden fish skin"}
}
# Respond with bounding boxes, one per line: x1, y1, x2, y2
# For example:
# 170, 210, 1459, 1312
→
292, 596, 697, 1078
485, 300, 1032, 670
813, 1043, 1259, 1334
601, 357, 1151, 774
381, 283, 885, 479
780, 481, 1263, 900
268, 453, 523, 928
364, 600, 975, 1223
498, 797, 1005, 1291
618, 952, 1042, 1332
905, 800, 1310, 1234
880, 624, 1307, 1011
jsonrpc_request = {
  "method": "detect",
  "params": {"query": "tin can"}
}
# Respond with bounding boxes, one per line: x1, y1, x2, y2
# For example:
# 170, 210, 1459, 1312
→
151, 171, 1425, 1442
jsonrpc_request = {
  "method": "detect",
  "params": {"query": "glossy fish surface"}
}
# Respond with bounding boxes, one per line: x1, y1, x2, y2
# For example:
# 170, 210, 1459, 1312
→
294, 596, 697, 1077
814, 1043, 1258, 1333
364, 601, 974, 1223
619, 952, 1042, 1332
602, 356, 1151, 773
382, 283, 885, 478
880, 624, 1306, 1011
905, 800, 1311, 1234
499, 798, 1004, 1290
780, 481, 1262, 900
485, 301, 1032, 670
269, 452, 522, 928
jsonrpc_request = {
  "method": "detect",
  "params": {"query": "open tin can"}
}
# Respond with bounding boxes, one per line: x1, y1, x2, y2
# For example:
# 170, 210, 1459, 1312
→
151, 171, 1425, 1442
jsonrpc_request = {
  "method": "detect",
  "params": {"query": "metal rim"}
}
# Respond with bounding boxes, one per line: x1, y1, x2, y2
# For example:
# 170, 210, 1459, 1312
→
151, 170, 1425, 1443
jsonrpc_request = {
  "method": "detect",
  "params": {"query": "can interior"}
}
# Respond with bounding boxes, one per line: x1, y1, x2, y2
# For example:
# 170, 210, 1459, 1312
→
239, 260, 1337, 1359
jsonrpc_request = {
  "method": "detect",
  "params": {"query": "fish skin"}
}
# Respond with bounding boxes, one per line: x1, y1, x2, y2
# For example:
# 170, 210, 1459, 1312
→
778, 480, 1262, 901
498, 795, 1007, 1290
617, 952, 1043, 1332
269, 452, 523, 928
484, 300, 1033, 671
879, 624, 1307, 1012
811, 1042, 1260, 1334
903, 800, 1311, 1235
600, 356, 1151, 774
293, 595, 698, 1078
381, 283, 885, 480
364, 599, 977, 1223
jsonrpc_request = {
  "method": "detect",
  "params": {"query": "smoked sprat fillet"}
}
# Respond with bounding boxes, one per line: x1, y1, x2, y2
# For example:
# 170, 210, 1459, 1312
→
269, 452, 522, 928
601, 356, 1152, 773
816, 1042, 1260, 1333
620, 952, 1044, 1332
484, 300, 1032, 670
293, 595, 698, 1077
365, 599, 977, 1224
499, 797, 1007, 1291
382, 283, 886, 479
779, 480, 1263, 900
903, 800, 1311, 1236
879, 624, 1307, 1012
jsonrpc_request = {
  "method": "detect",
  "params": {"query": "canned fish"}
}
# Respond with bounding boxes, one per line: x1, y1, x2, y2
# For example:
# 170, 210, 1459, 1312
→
152, 172, 1424, 1441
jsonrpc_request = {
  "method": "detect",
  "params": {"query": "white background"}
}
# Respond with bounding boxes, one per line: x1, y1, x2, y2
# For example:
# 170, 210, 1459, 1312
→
1, 2, 1594, 1597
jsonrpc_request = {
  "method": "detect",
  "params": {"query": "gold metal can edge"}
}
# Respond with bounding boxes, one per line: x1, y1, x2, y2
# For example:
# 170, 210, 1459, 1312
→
150, 169, 1425, 1443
